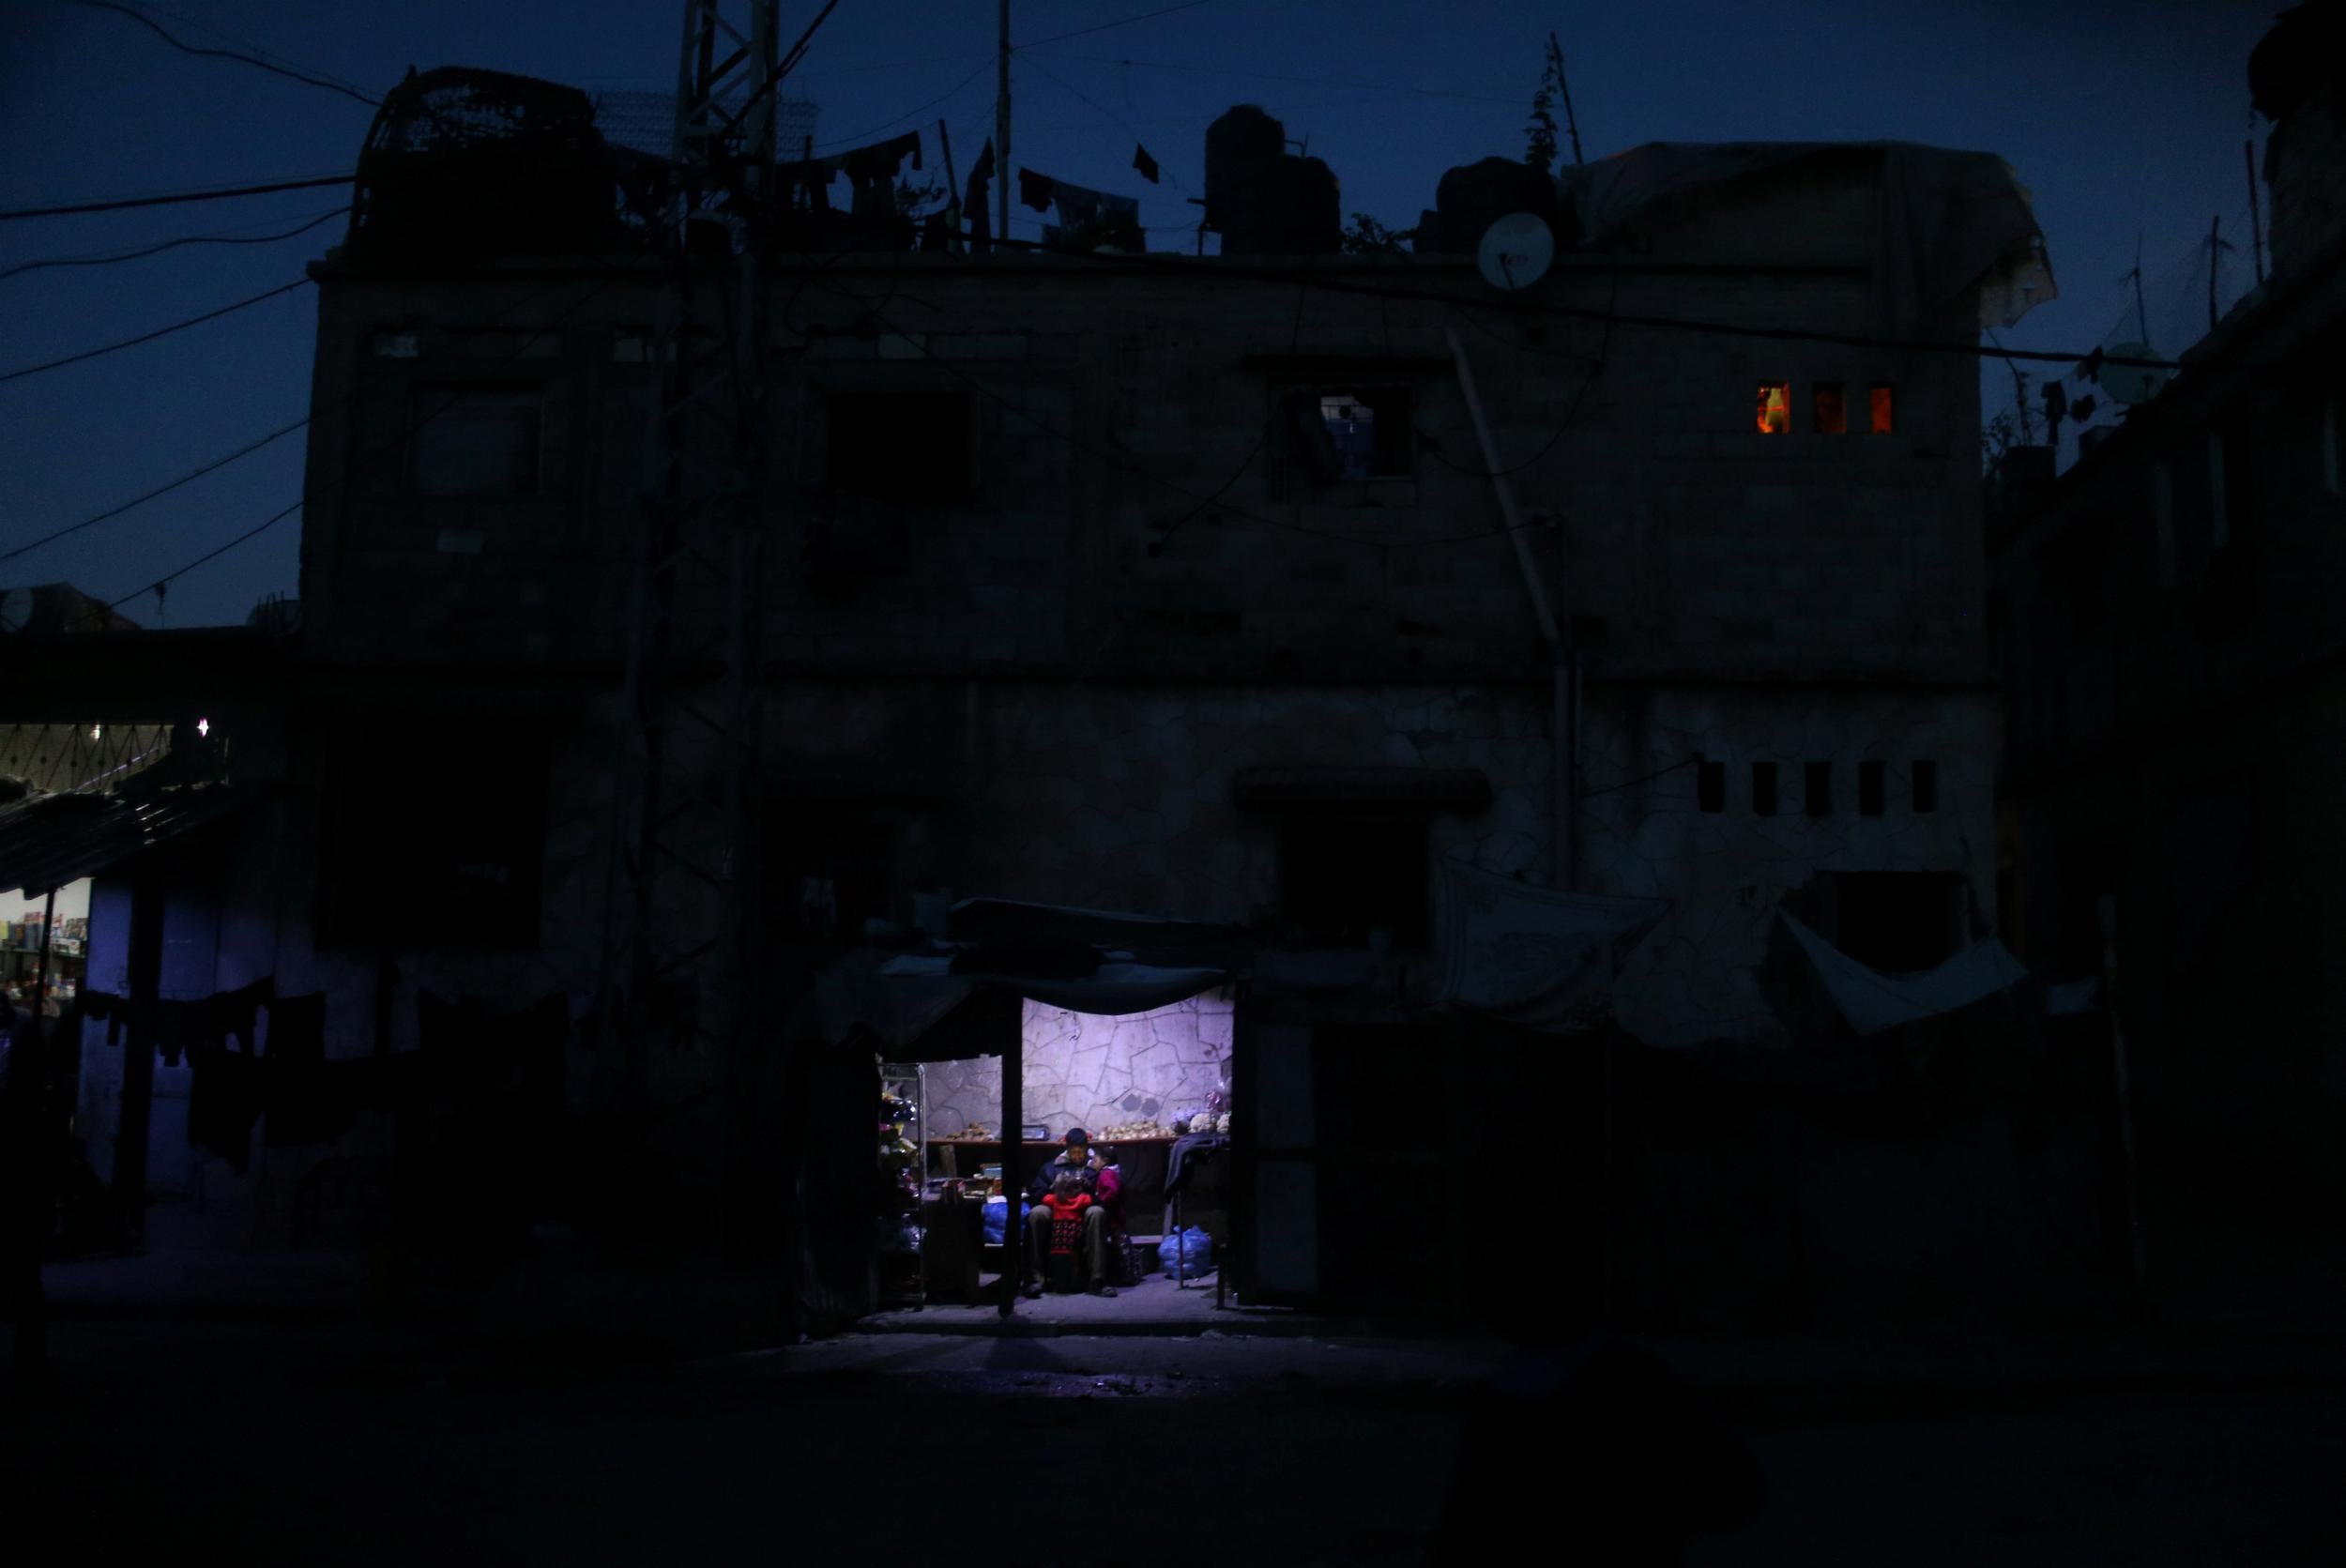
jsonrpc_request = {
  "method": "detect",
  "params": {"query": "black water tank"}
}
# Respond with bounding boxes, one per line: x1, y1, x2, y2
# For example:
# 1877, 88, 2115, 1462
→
1423, 156, 1566, 254
1205, 103, 1286, 210
1205, 104, 1339, 255
1220, 156, 1339, 255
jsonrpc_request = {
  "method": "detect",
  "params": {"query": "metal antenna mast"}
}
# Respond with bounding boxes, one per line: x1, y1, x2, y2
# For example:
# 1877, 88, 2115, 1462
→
605, 0, 783, 1255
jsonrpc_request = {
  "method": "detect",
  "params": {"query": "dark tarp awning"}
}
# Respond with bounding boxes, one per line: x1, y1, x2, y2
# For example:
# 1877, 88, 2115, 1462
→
0, 781, 267, 896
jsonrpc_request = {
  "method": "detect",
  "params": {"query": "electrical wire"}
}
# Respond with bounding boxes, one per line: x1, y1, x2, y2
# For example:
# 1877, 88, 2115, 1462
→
1021, 1, 1221, 51
141, 1, 374, 99
823, 282, 1552, 550
1025, 49, 1518, 105
107, 269, 628, 610
0, 206, 348, 282
0, 416, 307, 566
1015, 54, 1185, 190
0, 173, 352, 222
1581, 755, 1701, 801
812, 65, 991, 149
0, 277, 311, 385
1151, 281, 1309, 556
109, 498, 305, 610
1422, 264, 1621, 480
977, 236, 2182, 372
67, 1, 380, 107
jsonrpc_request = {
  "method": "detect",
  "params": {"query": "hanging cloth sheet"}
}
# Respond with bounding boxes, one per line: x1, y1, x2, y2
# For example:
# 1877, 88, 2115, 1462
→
1017, 168, 1143, 251
1778, 912, 2027, 1036
1429, 858, 1669, 1035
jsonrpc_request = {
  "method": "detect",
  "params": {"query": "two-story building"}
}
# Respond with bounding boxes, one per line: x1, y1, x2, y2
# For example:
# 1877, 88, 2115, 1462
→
8, 73, 2078, 1334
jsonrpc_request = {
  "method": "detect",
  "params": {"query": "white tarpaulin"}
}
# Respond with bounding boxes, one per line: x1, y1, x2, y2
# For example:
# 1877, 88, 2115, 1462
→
1570, 140, 2057, 336
1429, 858, 1669, 1034
1780, 912, 2027, 1036
877, 953, 1226, 1016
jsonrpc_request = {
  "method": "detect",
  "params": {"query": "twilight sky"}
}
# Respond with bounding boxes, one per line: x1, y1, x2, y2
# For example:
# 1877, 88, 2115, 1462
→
0, 0, 2281, 627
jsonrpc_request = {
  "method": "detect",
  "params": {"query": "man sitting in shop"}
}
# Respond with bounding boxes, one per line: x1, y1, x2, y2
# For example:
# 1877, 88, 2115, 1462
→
1021, 1127, 1118, 1298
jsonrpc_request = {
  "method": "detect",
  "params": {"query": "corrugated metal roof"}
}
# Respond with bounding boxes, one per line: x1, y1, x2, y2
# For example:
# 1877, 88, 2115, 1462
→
0, 781, 265, 896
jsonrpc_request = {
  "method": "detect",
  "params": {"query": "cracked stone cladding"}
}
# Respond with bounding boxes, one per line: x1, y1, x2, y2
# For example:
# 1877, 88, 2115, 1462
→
925, 989, 1235, 1137
1577, 688, 1999, 1049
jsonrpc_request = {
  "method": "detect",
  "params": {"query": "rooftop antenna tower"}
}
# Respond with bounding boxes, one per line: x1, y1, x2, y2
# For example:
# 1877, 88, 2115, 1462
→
602, 0, 818, 1260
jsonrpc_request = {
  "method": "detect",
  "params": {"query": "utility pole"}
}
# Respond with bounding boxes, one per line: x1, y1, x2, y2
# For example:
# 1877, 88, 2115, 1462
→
1547, 32, 1584, 167
997, 0, 1012, 250
604, 0, 782, 1262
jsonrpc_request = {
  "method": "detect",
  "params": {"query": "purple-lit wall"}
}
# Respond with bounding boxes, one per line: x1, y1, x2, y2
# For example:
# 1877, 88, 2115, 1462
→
925, 990, 1235, 1138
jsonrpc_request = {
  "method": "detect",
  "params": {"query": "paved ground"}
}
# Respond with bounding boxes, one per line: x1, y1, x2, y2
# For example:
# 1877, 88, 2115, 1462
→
8, 1318, 2344, 1566
14, 1168, 2345, 1563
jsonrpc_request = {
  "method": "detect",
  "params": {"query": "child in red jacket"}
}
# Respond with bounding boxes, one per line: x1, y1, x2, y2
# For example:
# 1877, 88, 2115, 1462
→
1042, 1170, 1093, 1259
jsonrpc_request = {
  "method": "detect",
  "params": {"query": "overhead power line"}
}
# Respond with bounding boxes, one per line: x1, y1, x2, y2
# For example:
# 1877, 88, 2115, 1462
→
0, 417, 309, 566
976, 236, 2180, 371
106, 269, 627, 609
1021, 2, 1221, 51
0, 206, 348, 282
0, 173, 352, 222
69, 1, 380, 108
1025, 49, 1518, 105
110, 498, 305, 610
0, 277, 312, 385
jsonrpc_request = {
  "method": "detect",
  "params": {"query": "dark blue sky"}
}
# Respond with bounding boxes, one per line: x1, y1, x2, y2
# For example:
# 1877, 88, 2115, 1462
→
1, 0, 2279, 627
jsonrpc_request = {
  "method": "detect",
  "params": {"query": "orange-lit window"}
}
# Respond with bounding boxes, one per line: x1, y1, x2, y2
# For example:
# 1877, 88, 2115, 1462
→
1868, 384, 1896, 434
1756, 383, 1790, 434
1813, 383, 1847, 434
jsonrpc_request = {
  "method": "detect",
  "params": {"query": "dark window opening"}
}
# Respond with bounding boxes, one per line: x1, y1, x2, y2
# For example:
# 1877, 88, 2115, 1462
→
1833, 872, 1961, 972
1751, 761, 1778, 816
323, 726, 547, 950
411, 387, 541, 498
1697, 760, 1726, 813
1756, 382, 1790, 435
1805, 761, 1833, 815
1813, 383, 1847, 435
1301, 385, 1414, 480
1912, 759, 1938, 813
1858, 760, 1885, 816
1279, 815, 1428, 947
2216, 419, 2252, 549
1868, 384, 1896, 434
769, 814, 899, 943
826, 390, 975, 502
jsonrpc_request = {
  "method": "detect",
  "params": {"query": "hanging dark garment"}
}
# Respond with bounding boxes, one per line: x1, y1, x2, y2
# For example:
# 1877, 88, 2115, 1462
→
79, 989, 128, 1047
1017, 168, 1056, 213
190, 977, 273, 1055
1133, 144, 1160, 184
188, 1046, 265, 1173
1165, 1133, 1230, 1195
263, 993, 353, 1148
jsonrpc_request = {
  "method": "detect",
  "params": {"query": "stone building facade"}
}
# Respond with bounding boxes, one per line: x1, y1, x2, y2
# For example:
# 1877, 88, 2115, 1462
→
1991, 19, 2346, 1207
9, 121, 2057, 1328
291, 157, 2007, 1088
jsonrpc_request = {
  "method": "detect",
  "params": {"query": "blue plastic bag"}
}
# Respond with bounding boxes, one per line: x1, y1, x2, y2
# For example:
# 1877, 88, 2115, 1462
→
982, 1199, 1029, 1246
1158, 1225, 1212, 1277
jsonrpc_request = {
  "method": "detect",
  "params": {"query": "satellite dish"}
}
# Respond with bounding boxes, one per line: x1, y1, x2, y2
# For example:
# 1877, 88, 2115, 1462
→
2096, 341, 2168, 405
1477, 212, 1554, 290
0, 588, 31, 636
